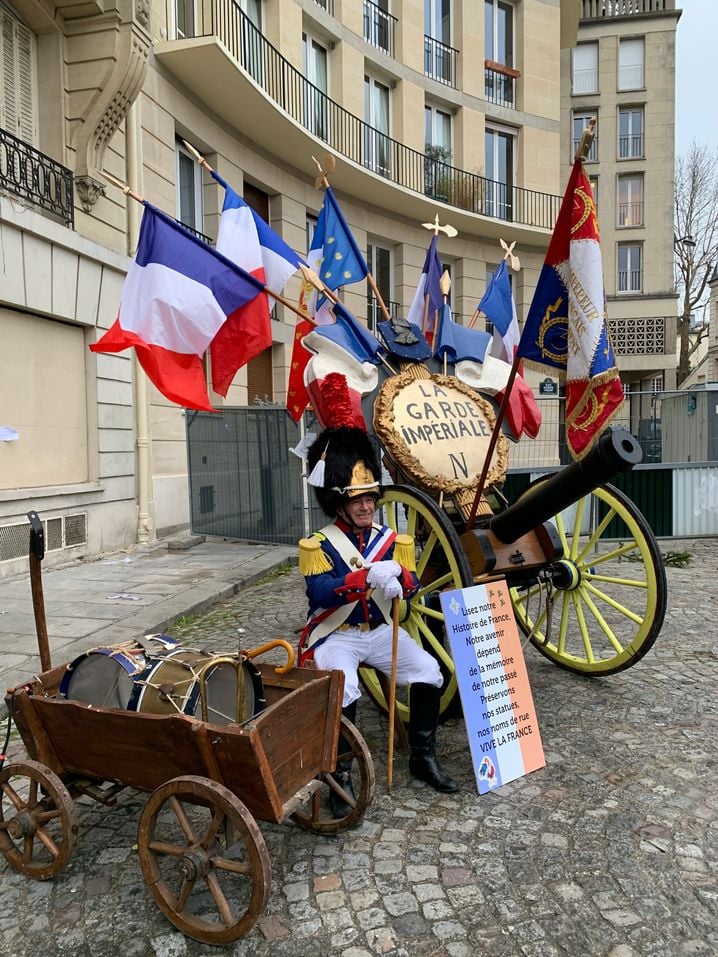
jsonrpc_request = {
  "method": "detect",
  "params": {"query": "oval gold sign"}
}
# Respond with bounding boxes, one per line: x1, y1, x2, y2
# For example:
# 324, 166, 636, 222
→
374, 371, 508, 494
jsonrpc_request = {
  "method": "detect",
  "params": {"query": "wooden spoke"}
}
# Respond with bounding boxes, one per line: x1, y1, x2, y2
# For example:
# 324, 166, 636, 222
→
0, 760, 77, 881
138, 776, 270, 946
292, 716, 374, 836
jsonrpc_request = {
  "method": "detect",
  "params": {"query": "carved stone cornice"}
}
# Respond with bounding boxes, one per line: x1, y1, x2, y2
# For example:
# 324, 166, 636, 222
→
64, 0, 151, 193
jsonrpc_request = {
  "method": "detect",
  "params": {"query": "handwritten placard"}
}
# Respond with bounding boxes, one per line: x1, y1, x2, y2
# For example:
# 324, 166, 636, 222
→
440, 579, 545, 793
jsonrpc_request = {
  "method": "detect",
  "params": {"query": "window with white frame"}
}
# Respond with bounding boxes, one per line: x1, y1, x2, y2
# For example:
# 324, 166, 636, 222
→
618, 37, 644, 91
572, 111, 597, 161
572, 42, 598, 95
617, 243, 642, 293
366, 242, 393, 332
618, 106, 644, 158
0, 2, 36, 144
174, 0, 194, 39
176, 139, 203, 234
588, 175, 598, 214
424, 0, 451, 43
302, 33, 328, 139
364, 74, 391, 176
485, 125, 516, 221
240, 0, 261, 27
485, 0, 513, 66
425, 104, 451, 152
617, 173, 643, 227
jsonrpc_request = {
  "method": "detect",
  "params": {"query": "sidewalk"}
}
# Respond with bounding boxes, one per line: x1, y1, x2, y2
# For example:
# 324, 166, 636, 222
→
0, 536, 297, 697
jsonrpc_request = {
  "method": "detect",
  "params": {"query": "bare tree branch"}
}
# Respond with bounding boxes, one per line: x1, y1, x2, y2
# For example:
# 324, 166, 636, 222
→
674, 142, 718, 384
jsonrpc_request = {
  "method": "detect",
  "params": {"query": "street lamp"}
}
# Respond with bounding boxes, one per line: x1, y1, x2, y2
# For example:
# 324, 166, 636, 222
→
674, 234, 696, 248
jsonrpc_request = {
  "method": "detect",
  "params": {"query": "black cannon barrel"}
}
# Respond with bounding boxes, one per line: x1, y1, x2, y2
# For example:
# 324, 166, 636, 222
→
489, 430, 643, 545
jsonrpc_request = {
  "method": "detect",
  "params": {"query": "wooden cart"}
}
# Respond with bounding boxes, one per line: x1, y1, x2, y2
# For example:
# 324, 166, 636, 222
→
1, 659, 374, 945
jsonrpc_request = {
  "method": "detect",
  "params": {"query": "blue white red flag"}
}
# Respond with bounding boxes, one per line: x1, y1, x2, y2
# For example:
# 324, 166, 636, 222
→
406, 235, 443, 344
518, 160, 623, 459
89, 203, 265, 411
210, 172, 304, 395
479, 260, 521, 363
434, 304, 491, 365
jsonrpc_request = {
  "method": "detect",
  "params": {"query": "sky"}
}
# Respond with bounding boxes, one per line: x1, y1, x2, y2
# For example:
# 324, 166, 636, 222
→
675, 0, 718, 156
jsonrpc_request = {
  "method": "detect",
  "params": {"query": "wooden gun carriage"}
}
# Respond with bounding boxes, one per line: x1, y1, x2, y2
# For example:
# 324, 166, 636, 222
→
355, 358, 667, 724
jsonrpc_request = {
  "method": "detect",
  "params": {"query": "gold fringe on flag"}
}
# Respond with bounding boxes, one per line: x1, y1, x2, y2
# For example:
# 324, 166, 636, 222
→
298, 537, 333, 576
393, 533, 416, 572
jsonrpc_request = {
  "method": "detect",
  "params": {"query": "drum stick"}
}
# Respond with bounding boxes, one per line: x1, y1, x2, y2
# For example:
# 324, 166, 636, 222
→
387, 596, 400, 789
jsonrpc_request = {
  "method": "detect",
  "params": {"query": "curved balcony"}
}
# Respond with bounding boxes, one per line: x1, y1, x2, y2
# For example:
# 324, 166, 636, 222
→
156, 0, 560, 241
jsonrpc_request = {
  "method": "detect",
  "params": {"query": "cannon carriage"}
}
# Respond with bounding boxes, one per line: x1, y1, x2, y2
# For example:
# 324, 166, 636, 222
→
311, 337, 668, 724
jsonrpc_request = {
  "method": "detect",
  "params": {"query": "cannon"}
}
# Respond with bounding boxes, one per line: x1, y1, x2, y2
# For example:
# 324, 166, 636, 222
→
334, 359, 669, 722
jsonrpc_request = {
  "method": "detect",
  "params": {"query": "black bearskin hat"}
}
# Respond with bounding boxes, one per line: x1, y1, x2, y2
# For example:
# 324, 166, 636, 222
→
307, 425, 381, 518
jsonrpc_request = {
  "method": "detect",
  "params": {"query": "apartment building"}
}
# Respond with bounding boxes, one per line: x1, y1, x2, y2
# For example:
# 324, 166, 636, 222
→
0, 0, 579, 573
560, 0, 682, 403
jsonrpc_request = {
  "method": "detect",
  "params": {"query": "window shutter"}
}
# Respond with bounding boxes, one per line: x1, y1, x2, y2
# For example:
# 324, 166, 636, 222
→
0, 6, 36, 144
246, 348, 273, 405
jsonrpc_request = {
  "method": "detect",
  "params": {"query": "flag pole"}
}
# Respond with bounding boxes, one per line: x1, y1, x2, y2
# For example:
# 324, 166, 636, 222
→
439, 270, 451, 377
465, 125, 596, 531
311, 156, 393, 326
99, 170, 314, 327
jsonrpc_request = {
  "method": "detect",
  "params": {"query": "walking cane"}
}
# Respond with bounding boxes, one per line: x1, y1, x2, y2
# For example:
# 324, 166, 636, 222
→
387, 595, 400, 788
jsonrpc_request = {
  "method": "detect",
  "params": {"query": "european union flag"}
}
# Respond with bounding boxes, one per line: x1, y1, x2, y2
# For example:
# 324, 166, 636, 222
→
311, 302, 382, 365
317, 187, 369, 293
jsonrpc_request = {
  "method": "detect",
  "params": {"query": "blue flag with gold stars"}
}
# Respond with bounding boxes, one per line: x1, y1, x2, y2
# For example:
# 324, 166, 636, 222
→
314, 187, 369, 300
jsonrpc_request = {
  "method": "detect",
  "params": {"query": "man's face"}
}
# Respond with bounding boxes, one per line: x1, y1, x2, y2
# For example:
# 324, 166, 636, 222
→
339, 494, 377, 531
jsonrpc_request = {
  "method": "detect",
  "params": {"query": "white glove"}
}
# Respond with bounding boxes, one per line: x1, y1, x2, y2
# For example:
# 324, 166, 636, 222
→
366, 560, 401, 590
380, 577, 403, 601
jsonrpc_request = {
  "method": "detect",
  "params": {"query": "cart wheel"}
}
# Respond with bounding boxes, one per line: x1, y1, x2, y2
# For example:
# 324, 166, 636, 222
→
359, 485, 473, 723
291, 717, 375, 835
510, 483, 667, 675
138, 775, 271, 946
0, 759, 78, 880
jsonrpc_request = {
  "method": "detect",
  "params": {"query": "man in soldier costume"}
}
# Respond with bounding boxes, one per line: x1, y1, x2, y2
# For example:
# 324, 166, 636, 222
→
298, 423, 458, 816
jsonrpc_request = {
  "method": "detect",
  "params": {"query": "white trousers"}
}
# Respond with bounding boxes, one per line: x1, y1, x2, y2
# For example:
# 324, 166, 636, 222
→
313, 623, 443, 708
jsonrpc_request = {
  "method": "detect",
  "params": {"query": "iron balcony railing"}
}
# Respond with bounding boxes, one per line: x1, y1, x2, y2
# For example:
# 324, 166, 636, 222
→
178, 1, 560, 229
581, 0, 675, 18
484, 65, 516, 108
363, 0, 396, 57
366, 297, 400, 332
573, 132, 598, 161
618, 133, 643, 158
0, 126, 74, 227
424, 34, 458, 87
617, 201, 643, 227
617, 268, 642, 293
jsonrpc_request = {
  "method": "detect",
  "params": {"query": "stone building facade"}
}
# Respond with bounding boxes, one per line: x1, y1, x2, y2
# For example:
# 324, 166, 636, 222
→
0, 0, 581, 574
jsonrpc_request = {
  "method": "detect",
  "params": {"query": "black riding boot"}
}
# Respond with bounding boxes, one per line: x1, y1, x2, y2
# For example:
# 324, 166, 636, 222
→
329, 701, 357, 818
408, 684, 459, 793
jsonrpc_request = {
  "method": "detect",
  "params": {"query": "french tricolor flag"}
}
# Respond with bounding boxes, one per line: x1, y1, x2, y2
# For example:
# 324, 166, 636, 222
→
90, 203, 266, 411
211, 172, 303, 395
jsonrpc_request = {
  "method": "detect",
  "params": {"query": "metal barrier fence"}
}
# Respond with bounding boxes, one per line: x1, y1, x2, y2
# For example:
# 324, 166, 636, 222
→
186, 391, 718, 544
185, 408, 319, 544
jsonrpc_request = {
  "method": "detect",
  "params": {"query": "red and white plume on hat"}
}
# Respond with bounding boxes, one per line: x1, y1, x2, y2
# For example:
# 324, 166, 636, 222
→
307, 373, 370, 490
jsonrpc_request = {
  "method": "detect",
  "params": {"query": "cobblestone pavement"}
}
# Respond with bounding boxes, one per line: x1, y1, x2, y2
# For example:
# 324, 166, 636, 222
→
1, 539, 717, 957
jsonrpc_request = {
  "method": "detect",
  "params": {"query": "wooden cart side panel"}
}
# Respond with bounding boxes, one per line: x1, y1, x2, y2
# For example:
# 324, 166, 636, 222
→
258, 665, 344, 770
18, 696, 260, 794
211, 672, 344, 822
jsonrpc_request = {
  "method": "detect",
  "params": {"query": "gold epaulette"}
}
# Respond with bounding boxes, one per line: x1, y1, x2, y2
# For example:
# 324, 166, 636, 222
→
298, 536, 333, 576
394, 533, 416, 572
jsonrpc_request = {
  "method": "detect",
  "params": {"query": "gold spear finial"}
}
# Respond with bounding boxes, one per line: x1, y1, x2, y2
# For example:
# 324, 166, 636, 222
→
500, 239, 521, 272
421, 213, 458, 238
312, 153, 337, 190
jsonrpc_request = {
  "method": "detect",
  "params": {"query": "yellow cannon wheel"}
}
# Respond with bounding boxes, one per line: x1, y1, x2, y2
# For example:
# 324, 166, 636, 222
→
510, 483, 667, 675
359, 485, 473, 723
